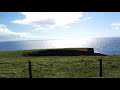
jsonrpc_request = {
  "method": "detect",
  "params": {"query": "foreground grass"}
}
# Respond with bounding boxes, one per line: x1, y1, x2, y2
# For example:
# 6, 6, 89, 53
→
0, 50, 120, 78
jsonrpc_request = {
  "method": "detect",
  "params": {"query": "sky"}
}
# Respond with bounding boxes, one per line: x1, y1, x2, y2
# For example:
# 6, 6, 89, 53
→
0, 12, 120, 41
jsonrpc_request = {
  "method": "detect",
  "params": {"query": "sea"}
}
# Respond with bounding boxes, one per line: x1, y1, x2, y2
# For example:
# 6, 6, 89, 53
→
0, 37, 120, 55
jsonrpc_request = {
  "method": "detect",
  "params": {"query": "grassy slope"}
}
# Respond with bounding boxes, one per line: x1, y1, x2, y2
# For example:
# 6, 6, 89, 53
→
0, 49, 120, 78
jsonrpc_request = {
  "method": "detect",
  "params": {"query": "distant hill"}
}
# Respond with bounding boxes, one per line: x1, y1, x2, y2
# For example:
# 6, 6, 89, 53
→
22, 48, 107, 56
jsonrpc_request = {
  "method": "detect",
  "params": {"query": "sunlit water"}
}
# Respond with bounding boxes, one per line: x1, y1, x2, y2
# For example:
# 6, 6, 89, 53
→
0, 37, 120, 55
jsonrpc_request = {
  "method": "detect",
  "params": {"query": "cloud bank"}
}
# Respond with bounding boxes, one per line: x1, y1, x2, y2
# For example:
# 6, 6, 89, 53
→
12, 12, 84, 30
0, 24, 48, 41
0, 12, 91, 41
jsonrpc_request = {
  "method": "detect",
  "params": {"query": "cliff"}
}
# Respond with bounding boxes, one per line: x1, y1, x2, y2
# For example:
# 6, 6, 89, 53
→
22, 48, 107, 56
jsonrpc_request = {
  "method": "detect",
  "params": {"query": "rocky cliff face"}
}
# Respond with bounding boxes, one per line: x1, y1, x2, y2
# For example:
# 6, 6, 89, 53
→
22, 48, 107, 56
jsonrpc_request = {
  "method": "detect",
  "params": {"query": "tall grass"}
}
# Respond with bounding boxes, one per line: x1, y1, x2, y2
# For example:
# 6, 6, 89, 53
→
0, 50, 120, 78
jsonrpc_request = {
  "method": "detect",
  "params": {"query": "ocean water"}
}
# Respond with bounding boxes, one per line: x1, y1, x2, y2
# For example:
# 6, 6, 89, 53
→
0, 37, 120, 55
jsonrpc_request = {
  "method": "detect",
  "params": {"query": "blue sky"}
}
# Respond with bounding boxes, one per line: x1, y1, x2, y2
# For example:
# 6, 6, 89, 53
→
0, 12, 120, 41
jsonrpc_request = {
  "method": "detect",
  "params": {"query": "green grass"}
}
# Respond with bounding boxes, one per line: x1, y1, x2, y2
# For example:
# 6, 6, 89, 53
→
0, 49, 120, 78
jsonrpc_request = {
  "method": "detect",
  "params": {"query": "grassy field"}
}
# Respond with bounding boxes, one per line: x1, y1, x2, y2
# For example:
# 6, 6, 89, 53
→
0, 49, 120, 78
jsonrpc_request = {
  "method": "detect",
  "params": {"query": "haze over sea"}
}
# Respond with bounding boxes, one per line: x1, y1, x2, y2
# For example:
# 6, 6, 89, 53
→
0, 37, 120, 55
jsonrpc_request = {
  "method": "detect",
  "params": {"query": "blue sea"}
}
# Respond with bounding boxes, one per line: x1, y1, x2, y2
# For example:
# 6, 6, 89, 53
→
0, 37, 120, 55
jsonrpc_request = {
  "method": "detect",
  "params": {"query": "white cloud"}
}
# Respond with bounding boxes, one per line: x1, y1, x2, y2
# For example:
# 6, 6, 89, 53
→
111, 23, 120, 26
12, 12, 84, 31
82, 17, 92, 21
0, 24, 16, 35
111, 22, 120, 31
0, 24, 48, 41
